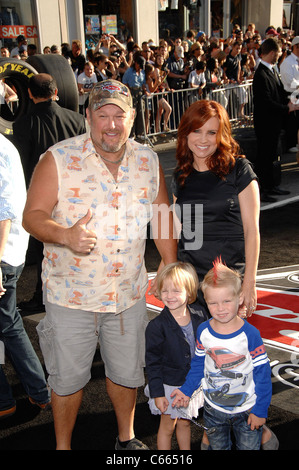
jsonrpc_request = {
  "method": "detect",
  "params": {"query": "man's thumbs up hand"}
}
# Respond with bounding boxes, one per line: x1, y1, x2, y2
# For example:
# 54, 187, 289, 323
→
64, 208, 97, 254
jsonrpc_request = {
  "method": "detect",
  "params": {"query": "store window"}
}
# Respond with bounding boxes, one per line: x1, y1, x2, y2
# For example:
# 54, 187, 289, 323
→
82, 0, 133, 52
159, 0, 200, 41
188, 3, 201, 32
283, 2, 292, 29
0, 0, 38, 56
211, 0, 223, 37
210, 0, 244, 38
230, 0, 243, 30
84, 0, 117, 50
159, 1, 182, 40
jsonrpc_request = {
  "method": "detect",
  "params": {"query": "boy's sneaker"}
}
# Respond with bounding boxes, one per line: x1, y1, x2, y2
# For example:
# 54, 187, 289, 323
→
29, 397, 51, 410
0, 405, 16, 420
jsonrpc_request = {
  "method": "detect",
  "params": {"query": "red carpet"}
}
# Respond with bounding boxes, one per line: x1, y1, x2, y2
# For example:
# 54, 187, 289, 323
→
146, 276, 299, 352
251, 289, 299, 351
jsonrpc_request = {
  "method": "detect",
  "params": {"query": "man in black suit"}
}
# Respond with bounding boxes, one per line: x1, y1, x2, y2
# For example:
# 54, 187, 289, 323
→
253, 38, 299, 202
12, 73, 86, 313
12, 74, 86, 187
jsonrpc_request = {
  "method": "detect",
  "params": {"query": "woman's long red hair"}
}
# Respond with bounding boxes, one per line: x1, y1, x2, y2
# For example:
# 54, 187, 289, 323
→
175, 100, 244, 186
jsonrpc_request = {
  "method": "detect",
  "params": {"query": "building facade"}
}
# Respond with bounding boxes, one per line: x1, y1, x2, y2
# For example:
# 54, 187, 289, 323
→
0, 0, 291, 55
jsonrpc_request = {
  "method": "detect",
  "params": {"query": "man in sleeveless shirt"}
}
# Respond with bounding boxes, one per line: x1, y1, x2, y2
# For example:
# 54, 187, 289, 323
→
23, 80, 177, 450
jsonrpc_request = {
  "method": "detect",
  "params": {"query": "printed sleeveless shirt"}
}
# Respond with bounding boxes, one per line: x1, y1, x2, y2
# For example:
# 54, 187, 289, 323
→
41, 133, 159, 313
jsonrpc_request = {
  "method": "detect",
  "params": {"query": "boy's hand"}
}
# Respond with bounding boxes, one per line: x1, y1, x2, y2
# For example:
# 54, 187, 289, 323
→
247, 413, 266, 430
170, 389, 190, 408
154, 397, 169, 413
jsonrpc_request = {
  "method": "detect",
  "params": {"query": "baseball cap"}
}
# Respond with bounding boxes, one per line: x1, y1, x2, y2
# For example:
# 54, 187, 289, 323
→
17, 35, 26, 42
291, 36, 299, 46
89, 79, 132, 113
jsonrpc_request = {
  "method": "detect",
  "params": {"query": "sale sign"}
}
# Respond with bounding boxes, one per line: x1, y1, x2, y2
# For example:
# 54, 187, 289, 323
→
145, 274, 299, 352
0, 25, 38, 39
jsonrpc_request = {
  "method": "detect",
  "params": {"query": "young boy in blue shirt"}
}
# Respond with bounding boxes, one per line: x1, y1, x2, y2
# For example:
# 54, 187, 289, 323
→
171, 259, 272, 450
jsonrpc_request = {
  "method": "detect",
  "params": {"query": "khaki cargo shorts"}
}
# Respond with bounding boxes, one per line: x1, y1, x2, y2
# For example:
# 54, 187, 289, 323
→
37, 298, 148, 396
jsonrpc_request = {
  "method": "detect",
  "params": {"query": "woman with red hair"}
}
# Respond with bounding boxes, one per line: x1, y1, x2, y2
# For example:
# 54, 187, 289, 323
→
172, 100, 260, 319
172, 103, 279, 451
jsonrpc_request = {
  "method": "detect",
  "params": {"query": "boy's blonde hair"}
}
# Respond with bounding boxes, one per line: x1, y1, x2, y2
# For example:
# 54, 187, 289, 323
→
201, 258, 242, 298
156, 262, 199, 304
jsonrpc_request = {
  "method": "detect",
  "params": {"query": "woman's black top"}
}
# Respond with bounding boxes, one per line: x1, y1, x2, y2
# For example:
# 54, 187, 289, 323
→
172, 157, 257, 281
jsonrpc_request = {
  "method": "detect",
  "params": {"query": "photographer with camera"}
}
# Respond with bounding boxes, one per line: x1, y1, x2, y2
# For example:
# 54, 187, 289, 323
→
166, 45, 189, 128
95, 33, 126, 57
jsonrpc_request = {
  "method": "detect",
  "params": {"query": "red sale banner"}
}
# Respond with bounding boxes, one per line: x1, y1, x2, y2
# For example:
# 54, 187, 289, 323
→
0, 25, 38, 39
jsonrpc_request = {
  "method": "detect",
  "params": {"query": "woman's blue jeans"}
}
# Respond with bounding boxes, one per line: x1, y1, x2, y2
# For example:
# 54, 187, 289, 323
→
0, 262, 49, 409
203, 401, 263, 450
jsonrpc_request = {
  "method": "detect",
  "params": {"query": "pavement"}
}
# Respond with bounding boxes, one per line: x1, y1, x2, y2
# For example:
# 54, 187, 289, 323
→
1, 134, 299, 453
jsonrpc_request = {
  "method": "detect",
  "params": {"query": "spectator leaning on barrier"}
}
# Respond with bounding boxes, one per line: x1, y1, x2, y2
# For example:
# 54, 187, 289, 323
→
94, 54, 116, 82
69, 39, 86, 77
1, 47, 10, 57
223, 41, 242, 84
204, 57, 222, 99
165, 45, 189, 129
223, 41, 249, 119
188, 42, 204, 70
122, 53, 147, 137
188, 60, 206, 103
166, 45, 188, 90
10, 34, 27, 58
77, 61, 98, 115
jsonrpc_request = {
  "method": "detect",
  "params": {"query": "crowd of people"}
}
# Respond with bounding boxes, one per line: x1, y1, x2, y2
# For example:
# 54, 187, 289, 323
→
1, 21, 299, 452
48, 24, 298, 131
1, 24, 299, 138
64, 24, 298, 134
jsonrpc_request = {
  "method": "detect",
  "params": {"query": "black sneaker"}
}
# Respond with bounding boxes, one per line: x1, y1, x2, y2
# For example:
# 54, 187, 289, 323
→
268, 186, 290, 196
260, 192, 277, 203
115, 437, 149, 450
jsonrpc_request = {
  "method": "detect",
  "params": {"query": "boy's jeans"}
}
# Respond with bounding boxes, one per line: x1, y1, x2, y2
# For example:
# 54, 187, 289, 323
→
203, 401, 263, 450
0, 262, 49, 409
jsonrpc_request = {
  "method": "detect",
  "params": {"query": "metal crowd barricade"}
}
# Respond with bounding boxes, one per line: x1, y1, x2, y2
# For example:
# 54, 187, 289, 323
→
140, 80, 253, 147
210, 80, 254, 129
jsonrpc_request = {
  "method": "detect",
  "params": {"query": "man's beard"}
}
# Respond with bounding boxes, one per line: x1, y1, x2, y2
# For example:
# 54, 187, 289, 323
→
100, 138, 123, 154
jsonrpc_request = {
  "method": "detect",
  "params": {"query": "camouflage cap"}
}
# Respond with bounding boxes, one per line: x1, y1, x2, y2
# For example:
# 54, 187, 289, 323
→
89, 79, 132, 113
